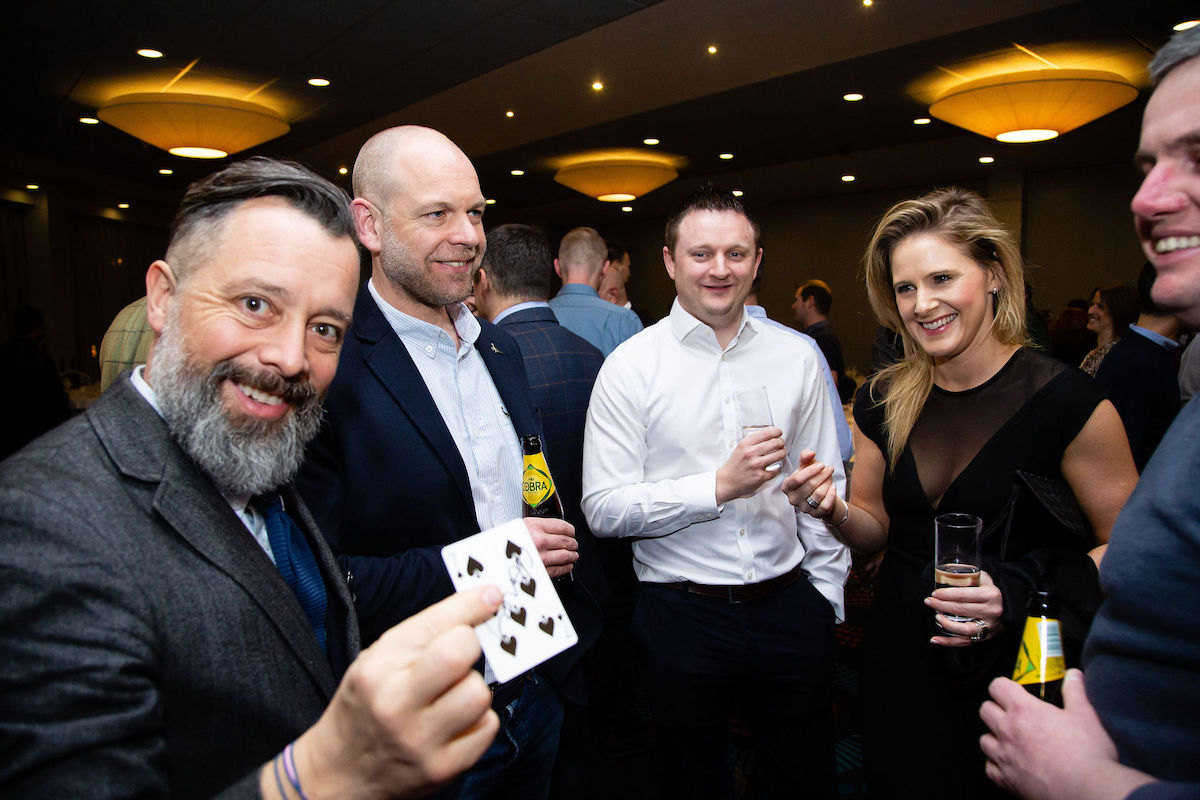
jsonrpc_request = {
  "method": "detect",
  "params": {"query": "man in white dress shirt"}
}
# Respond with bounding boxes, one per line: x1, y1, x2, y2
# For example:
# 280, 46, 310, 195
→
582, 185, 849, 798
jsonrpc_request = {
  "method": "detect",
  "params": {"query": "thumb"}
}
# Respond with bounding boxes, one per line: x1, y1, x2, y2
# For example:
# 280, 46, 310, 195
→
797, 449, 817, 468
1061, 668, 1090, 713
380, 585, 503, 651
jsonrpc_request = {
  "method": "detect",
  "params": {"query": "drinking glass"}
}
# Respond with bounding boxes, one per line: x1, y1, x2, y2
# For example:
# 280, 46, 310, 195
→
933, 512, 982, 628
733, 385, 781, 471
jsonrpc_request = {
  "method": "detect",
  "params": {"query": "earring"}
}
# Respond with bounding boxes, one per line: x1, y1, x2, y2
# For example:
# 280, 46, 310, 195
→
990, 288, 999, 296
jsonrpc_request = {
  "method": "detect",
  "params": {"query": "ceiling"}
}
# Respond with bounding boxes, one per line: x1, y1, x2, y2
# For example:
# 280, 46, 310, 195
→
1, 0, 1194, 229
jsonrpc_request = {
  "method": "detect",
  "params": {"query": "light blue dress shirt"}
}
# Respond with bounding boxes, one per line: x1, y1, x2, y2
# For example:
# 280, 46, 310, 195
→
548, 284, 643, 356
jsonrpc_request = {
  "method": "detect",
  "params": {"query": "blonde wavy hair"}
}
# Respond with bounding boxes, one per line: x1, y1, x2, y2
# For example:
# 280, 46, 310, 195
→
863, 188, 1027, 469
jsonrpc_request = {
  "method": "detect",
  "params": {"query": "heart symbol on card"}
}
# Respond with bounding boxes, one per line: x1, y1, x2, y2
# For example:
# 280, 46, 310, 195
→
466, 557, 483, 576
538, 616, 554, 635
520, 577, 536, 596
510, 606, 527, 625
506, 541, 522, 558
500, 635, 517, 656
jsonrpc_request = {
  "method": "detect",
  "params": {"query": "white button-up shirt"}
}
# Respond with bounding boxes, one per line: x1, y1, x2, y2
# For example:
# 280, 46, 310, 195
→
368, 280, 523, 531
582, 299, 849, 619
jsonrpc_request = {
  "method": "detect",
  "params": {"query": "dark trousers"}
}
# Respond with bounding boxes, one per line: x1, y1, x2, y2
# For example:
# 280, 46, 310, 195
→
632, 578, 836, 800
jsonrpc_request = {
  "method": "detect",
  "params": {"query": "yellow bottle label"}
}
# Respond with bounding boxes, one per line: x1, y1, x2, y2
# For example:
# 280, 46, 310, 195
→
522, 453, 556, 508
1012, 617, 1066, 685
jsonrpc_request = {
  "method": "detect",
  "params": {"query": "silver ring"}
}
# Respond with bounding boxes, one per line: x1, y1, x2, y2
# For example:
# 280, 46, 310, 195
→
971, 618, 988, 642
805, 494, 820, 509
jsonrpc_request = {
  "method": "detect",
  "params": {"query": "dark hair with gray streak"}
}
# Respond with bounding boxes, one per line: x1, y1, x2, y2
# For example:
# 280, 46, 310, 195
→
166, 156, 354, 282
1150, 25, 1200, 86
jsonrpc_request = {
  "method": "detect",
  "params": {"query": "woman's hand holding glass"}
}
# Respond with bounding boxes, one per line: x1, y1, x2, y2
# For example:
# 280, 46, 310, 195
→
925, 571, 1005, 647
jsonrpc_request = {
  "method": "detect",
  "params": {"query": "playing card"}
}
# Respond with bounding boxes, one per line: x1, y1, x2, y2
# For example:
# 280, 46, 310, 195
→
441, 519, 578, 684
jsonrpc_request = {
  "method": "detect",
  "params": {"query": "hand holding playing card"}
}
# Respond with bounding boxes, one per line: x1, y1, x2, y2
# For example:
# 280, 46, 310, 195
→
441, 520, 579, 684
524, 516, 578, 578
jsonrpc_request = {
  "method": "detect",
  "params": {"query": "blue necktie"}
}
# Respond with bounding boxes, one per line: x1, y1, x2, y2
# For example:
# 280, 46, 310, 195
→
259, 494, 328, 653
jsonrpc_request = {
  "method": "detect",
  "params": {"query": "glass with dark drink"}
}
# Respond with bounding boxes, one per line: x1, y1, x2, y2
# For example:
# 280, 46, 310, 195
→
933, 512, 982, 631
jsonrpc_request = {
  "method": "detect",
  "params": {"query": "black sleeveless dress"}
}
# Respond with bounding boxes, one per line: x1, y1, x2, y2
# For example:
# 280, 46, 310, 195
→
853, 349, 1103, 797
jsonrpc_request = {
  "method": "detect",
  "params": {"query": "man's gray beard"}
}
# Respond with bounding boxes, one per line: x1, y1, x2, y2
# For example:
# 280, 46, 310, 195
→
152, 316, 323, 497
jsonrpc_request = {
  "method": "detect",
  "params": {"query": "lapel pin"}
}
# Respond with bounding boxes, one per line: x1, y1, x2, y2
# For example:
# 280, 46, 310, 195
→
490, 343, 502, 355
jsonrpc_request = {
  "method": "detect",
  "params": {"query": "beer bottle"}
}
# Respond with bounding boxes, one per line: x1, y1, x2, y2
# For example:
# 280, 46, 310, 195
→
1011, 590, 1065, 706
521, 434, 564, 519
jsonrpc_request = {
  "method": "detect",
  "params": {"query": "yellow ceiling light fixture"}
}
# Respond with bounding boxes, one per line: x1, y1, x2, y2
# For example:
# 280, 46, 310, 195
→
97, 92, 290, 158
929, 69, 1137, 143
551, 149, 683, 202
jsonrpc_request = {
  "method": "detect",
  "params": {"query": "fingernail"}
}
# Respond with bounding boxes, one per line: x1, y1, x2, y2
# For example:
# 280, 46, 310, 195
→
482, 586, 502, 605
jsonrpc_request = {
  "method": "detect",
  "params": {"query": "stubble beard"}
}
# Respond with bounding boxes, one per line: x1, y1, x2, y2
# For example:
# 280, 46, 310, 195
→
152, 309, 324, 497
378, 225, 477, 308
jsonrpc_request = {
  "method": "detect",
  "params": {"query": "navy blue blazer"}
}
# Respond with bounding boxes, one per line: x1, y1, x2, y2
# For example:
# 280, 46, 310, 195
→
497, 306, 604, 539
299, 286, 543, 643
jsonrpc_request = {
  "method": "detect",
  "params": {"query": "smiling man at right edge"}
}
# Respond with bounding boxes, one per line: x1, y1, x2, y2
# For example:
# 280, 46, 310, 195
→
980, 26, 1200, 800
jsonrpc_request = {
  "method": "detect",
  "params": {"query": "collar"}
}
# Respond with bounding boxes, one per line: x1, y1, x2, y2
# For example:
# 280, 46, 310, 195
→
556, 283, 600, 298
667, 297, 755, 346
367, 278, 480, 349
493, 300, 551, 324
1129, 324, 1180, 350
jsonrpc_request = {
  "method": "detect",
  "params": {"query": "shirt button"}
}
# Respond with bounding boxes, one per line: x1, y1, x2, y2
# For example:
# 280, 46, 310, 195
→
746, 572, 754, 580
739, 529, 745, 537
425, 345, 434, 355
724, 396, 730, 404
727, 440, 735, 449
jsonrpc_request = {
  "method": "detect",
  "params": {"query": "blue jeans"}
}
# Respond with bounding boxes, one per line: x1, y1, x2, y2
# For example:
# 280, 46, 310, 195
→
457, 674, 563, 800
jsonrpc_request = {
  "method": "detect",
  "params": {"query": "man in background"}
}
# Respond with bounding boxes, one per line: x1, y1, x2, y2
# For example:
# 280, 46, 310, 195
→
1094, 262, 1182, 471
600, 239, 656, 326
549, 226, 642, 355
793, 278, 847, 395
470, 222, 607, 797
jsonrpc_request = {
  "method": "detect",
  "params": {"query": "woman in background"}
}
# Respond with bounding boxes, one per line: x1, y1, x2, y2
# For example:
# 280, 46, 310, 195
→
783, 188, 1137, 797
1080, 282, 1140, 375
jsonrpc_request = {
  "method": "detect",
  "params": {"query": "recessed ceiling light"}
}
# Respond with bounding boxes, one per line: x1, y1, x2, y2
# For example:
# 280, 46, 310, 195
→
338, 167, 348, 175
25, 184, 38, 190
137, 48, 163, 59
862, 0, 873, 6
1174, 20, 1199, 31
719, 153, 734, 160
979, 156, 995, 164
643, 138, 660, 145
308, 77, 330, 87
913, 117, 932, 125
158, 168, 173, 175
510, 169, 525, 176
707, 45, 718, 54
505, 110, 515, 118
118, 203, 130, 209
592, 81, 604, 91
621, 206, 633, 212
841, 175, 856, 182
731, 190, 744, 197
486, 198, 496, 205
79, 117, 99, 125
843, 93, 864, 102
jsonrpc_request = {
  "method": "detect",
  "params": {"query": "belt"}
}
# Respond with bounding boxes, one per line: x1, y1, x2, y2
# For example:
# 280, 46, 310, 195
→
657, 563, 806, 604
489, 672, 530, 709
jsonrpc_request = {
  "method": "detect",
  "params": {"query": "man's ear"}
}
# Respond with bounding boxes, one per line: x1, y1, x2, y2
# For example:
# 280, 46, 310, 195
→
351, 198, 382, 255
553, 258, 563, 280
475, 267, 490, 293
662, 246, 676, 281
145, 260, 176, 336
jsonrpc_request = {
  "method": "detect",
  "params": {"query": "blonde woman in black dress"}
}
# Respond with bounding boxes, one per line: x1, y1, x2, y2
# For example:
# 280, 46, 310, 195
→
782, 188, 1137, 798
